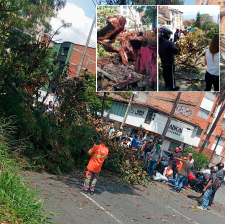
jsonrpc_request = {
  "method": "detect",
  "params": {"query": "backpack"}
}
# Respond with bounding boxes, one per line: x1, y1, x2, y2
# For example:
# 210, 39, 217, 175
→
212, 176, 221, 192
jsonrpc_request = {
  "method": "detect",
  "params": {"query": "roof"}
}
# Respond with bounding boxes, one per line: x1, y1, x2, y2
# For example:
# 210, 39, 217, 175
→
159, 16, 171, 21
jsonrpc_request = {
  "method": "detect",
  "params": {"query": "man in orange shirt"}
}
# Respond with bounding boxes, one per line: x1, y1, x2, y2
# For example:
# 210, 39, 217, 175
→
83, 136, 108, 195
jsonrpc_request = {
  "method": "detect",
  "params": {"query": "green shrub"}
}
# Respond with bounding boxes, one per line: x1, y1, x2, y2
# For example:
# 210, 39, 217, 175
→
183, 147, 209, 170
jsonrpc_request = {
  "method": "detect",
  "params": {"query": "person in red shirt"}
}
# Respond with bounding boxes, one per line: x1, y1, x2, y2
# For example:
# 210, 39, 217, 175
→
83, 136, 109, 195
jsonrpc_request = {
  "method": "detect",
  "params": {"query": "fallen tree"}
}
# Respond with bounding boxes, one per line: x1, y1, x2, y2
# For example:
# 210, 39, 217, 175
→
97, 15, 157, 90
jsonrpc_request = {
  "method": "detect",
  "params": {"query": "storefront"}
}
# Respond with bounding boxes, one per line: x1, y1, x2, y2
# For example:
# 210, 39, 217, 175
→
103, 101, 200, 151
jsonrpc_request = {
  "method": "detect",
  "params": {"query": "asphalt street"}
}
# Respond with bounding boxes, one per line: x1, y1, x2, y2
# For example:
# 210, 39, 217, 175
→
24, 171, 225, 224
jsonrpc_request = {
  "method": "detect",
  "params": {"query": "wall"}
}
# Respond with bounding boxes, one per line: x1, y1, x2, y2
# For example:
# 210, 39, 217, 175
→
68, 44, 96, 77
104, 102, 199, 147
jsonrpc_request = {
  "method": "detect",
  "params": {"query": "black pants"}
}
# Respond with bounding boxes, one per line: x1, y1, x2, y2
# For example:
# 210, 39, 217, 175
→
205, 71, 219, 91
162, 64, 176, 90
171, 163, 177, 179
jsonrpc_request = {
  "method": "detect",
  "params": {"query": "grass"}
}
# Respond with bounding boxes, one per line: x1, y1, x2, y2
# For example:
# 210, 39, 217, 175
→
0, 171, 52, 224
0, 117, 53, 223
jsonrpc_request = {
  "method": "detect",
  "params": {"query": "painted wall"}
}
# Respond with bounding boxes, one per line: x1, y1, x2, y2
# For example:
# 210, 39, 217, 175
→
104, 103, 201, 147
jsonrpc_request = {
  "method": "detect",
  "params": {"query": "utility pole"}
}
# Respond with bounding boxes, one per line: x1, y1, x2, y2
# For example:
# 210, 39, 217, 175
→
161, 92, 181, 143
120, 93, 135, 128
209, 130, 224, 163
101, 92, 106, 118
76, 13, 96, 77
220, 146, 225, 163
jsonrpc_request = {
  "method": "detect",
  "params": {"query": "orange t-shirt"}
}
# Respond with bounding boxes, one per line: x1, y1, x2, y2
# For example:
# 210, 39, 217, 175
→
87, 143, 108, 173
177, 161, 183, 172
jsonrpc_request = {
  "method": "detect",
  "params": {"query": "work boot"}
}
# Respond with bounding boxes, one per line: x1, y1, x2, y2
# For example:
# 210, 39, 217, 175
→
169, 86, 180, 91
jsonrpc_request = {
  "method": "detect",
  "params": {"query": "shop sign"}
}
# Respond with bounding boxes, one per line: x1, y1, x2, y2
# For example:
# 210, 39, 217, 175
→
129, 108, 145, 116
168, 124, 183, 136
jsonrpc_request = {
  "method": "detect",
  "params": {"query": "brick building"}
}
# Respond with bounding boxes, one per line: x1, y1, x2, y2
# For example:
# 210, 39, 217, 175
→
51, 41, 96, 78
104, 92, 225, 165
195, 0, 224, 34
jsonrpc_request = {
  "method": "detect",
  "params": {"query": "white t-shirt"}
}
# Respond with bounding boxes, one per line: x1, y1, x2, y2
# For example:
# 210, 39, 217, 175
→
206, 50, 219, 76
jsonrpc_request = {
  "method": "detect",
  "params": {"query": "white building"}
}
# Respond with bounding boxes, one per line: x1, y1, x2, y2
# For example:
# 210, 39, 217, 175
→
158, 6, 183, 32
103, 94, 201, 152
117, 6, 145, 31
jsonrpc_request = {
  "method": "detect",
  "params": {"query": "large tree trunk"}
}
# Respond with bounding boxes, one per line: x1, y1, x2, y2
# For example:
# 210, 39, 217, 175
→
199, 104, 225, 153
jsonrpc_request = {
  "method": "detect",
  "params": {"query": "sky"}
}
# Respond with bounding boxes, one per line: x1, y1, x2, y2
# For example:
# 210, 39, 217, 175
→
169, 5, 220, 22
184, 0, 196, 4
50, 0, 218, 47
50, 0, 97, 48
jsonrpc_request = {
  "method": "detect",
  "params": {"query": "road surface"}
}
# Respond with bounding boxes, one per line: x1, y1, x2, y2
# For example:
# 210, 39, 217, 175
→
24, 171, 225, 224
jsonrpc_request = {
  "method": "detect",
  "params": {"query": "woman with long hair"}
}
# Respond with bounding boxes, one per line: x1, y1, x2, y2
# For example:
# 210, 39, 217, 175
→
204, 34, 219, 91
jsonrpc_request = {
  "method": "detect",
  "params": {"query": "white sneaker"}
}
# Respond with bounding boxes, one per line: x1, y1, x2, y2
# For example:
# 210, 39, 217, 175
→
197, 206, 206, 211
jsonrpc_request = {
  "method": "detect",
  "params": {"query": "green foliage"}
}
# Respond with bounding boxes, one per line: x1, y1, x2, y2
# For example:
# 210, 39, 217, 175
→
194, 11, 201, 29
103, 141, 148, 185
136, 6, 157, 28
183, 147, 209, 170
175, 28, 216, 72
99, 0, 184, 5
199, 14, 214, 30
0, 117, 52, 223
97, 5, 118, 28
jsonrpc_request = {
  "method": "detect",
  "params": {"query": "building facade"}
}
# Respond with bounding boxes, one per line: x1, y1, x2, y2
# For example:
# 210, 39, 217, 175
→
51, 41, 96, 77
104, 92, 225, 165
117, 6, 142, 31
158, 6, 183, 38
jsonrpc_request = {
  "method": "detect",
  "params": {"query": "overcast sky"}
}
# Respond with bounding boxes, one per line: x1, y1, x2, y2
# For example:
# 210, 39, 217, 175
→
50, 0, 96, 48
169, 5, 220, 22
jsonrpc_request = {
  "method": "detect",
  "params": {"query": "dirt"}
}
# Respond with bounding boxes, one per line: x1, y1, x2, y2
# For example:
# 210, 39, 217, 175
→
97, 55, 155, 91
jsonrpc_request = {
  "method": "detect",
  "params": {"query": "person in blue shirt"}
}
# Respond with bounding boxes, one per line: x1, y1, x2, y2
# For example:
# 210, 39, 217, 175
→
131, 135, 139, 148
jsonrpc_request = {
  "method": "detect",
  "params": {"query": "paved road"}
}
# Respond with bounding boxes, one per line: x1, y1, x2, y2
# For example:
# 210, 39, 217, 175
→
214, 185, 225, 205
24, 171, 225, 224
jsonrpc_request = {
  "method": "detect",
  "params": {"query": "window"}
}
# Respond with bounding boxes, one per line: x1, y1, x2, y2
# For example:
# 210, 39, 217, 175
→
196, 128, 203, 138
197, 108, 210, 119
221, 118, 225, 127
200, 140, 210, 148
109, 101, 127, 117
213, 154, 219, 164
169, 141, 180, 151
144, 109, 155, 124
204, 92, 216, 102
214, 136, 225, 147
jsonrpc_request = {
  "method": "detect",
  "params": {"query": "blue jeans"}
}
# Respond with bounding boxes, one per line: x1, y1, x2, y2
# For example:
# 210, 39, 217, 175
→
174, 174, 186, 191
144, 152, 150, 163
182, 172, 190, 188
202, 188, 213, 208
147, 160, 157, 176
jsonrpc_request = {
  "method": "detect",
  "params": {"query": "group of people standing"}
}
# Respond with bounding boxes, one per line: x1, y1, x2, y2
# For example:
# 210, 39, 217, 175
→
173, 28, 190, 42
159, 27, 219, 92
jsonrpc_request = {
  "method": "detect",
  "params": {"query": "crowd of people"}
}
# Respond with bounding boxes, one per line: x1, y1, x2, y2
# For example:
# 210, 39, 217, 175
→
82, 120, 224, 212
159, 26, 219, 92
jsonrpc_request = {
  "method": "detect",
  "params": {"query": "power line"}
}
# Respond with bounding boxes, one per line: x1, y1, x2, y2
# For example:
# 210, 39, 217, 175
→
92, 0, 96, 7
69, 28, 96, 47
